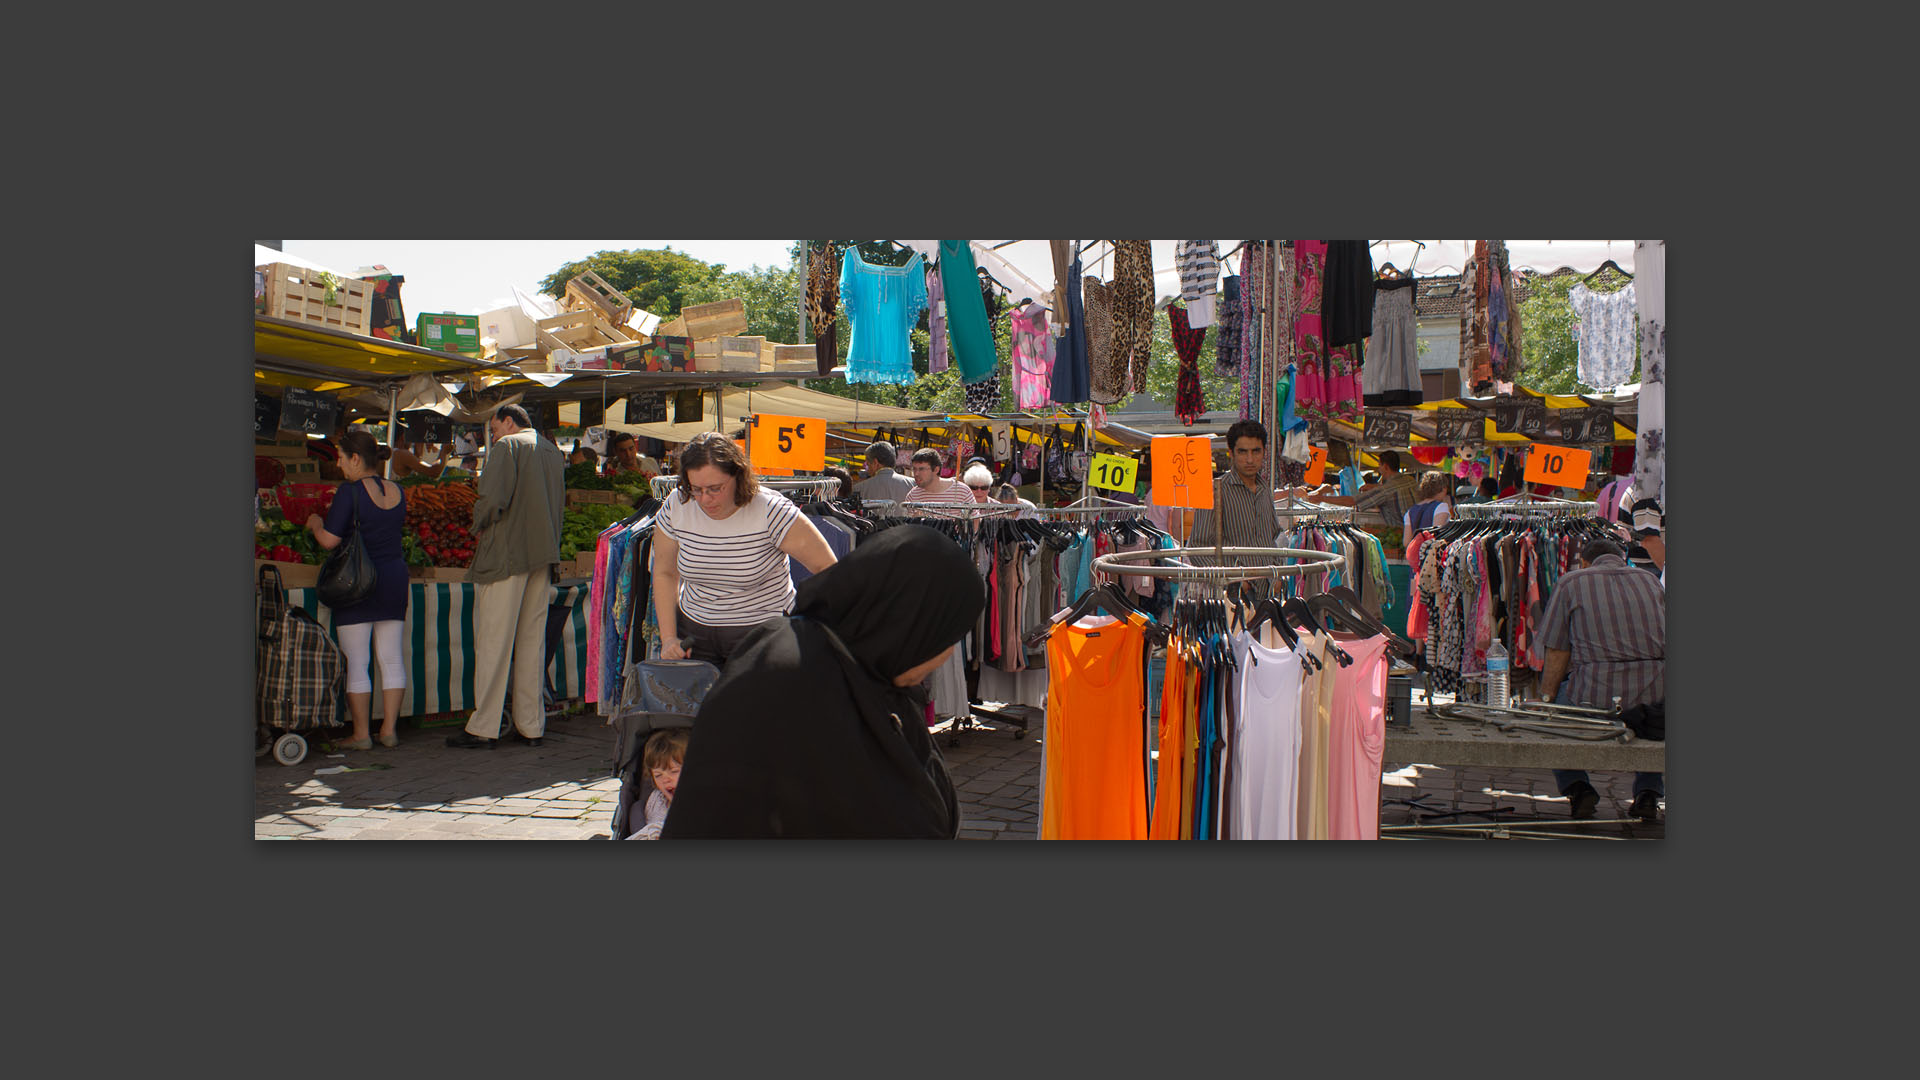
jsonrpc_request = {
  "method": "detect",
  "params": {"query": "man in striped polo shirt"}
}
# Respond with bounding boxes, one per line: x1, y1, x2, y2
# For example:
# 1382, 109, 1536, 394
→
1191, 420, 1282, 597
906, 448, 978, 514
1539, 537, 1666, 821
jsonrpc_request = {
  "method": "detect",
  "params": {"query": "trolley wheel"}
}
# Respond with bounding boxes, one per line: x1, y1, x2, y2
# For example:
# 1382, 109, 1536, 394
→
272, 733, 308, 767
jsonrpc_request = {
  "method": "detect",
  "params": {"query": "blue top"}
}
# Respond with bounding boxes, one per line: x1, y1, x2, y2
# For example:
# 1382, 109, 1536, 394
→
322, 478, 410, 625
839, 249, 928, 385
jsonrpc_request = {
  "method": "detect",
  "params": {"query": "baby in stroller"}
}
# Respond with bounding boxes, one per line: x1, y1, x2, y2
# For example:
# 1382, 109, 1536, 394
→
626, 729, 687, 840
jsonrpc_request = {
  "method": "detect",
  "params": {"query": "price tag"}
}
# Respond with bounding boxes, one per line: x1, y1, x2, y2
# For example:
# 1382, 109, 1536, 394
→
624, 391, 668, 425
1150, 436, 1214, 509
1362, 409, 1412, 446
748, 413, 826, 471
1523, 444, 1593, 488
1304, 445, 1329, 486
402, 410, 452, 443
254, 391, 282, 438
1087, 452, 1138, 493
279, 388, 339, 435
1433, 408, 1486, 445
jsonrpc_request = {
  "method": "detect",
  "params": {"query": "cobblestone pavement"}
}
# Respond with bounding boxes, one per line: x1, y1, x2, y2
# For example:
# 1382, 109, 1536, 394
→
255, 708, 1660, 840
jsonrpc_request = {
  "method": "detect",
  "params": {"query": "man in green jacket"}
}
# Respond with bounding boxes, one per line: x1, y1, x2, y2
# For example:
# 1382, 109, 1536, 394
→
449, 404, 568, 749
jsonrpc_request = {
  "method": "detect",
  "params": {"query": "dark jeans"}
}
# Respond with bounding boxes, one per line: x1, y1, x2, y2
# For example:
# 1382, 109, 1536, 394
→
677, 609, 759, 669
1550, 681, 1664, 798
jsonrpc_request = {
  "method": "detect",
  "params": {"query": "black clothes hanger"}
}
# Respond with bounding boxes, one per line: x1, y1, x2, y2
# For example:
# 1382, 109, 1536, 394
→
1581, 258, 1633, 285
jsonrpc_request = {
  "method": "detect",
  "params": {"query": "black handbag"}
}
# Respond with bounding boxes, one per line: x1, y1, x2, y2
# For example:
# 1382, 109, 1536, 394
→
316, 484, 378, 610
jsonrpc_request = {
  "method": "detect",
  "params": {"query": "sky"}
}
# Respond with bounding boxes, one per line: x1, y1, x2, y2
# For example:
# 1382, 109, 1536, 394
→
279, 240, 801, 325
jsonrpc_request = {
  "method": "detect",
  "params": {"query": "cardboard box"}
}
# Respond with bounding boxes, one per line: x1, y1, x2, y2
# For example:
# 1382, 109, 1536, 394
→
553, 347, 613, 371
256, 559, 321, 590
604, 341, 647, 370
627, 336, 693, 373
478, 305, 538, 351
681, 298, 747, 340
417, 312, 484, 357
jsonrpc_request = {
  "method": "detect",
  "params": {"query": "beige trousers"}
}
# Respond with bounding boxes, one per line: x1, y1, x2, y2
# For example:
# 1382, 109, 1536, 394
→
465, 568, 553, 739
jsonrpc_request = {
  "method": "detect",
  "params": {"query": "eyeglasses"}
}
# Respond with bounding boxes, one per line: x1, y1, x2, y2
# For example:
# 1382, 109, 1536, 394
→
687, 481, 732, 498
968, 484, 991, 491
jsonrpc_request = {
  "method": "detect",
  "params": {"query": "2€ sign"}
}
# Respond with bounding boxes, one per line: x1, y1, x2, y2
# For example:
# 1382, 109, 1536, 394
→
748, 413, 826, 472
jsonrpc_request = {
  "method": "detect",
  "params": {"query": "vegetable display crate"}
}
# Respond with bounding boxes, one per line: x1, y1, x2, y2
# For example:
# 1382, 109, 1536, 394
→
260, 263, 375, 336
562, 270, 632, 327
286, 581, 592, 719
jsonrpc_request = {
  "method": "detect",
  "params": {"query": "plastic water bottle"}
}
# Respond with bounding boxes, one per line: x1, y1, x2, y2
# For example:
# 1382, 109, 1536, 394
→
1485, 641, 1510, 708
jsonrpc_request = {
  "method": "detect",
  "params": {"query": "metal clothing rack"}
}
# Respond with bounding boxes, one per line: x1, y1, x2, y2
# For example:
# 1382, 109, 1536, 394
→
649, 474, 842, 501
1091, 546, 1347, 583
1453, 491, 1596, 518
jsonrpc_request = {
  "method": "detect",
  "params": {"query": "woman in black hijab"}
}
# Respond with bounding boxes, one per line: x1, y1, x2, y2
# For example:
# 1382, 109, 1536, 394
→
661, 525, 986, 839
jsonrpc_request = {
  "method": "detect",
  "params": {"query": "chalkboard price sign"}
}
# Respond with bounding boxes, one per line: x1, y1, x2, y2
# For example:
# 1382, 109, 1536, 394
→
578, 399, 605, 428
402, 410, 452, 443
1361, 409, 1412, 447
1491, 398, 1548, 437
279, 388, 339, 435
1553, 405, 1615, 444
1516, 402, 1548, 439
526, 401, 559, 433
1432, 408, 1485, 445
255, 391, 282, 439
673, 389, 703, 424
626, 392, 668, 424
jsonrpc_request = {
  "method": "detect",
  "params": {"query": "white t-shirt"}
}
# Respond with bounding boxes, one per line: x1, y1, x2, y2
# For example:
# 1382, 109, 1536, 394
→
1230, 633, 1306, 841
657, 487, 801, 627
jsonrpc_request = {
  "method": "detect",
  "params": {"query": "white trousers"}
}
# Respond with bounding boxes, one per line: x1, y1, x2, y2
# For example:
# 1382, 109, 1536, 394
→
465, 568, 553, 739
337, 620, 406, 695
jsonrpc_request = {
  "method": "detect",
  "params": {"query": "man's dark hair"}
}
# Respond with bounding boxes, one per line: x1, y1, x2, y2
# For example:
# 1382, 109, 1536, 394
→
1579, 538, 1626, 564
866, 440, 897, 468
495, 404, 532, 430
910, 447, 944, 470
1377, 450, 1401, 472
1224, 420, 1268, 450
1478, 476, 1499, 498
822, 466, 853, 498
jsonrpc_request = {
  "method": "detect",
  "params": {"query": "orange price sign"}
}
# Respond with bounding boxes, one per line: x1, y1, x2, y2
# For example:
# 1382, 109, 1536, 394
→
1523, 443, 1592, 489
747, 413, 826, 472
1304, 445, 1329, 486
1149, 436, 1214, 509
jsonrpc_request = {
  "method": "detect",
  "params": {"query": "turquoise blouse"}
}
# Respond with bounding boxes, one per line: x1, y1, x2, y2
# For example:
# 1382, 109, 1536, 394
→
839, 249, 928, 385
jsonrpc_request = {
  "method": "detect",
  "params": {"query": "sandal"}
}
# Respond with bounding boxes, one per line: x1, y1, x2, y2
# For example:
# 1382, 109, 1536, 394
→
332, 736, 374, 751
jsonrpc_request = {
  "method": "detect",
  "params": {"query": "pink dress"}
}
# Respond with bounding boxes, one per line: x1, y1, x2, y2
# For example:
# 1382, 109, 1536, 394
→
1327, 633, 1389, 841
1291, 240, 1365, 423
1010, 304, 1056, 409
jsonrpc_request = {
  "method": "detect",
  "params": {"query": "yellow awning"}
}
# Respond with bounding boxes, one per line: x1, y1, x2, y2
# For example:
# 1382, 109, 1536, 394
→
254, 316, 519, 392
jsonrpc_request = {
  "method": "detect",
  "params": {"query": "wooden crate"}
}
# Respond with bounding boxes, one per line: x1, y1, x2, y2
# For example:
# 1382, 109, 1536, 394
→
536, 310, 636, 354
562, 270, 633, 326
259, 263, 375, 336
567, 489, 618, 505
256, 558, 321, 590
681, 298, 747, 340
657, 315, 688, 338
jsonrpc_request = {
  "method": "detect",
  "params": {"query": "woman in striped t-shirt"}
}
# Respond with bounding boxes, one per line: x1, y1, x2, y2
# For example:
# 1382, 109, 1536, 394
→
653, 432, 839, 667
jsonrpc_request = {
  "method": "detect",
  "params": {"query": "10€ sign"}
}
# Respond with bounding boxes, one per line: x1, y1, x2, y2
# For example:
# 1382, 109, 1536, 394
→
1087, 452, 1138, 493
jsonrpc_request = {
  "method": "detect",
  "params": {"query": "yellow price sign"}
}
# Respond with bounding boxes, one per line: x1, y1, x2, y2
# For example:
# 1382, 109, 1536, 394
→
748, 413, 826, 472
1087, 452, 1138, 493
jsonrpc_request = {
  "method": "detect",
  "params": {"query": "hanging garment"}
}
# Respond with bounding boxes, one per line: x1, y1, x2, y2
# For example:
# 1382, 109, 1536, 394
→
1170, 303, 1206, 425
926, 259, 949, 373
1569, 281, 1638, 390
964, 376, 1001, 414
1322, 240, 1375, 348
1041, 613, 1151, 840
1229, 634, 1306, 840
806, 242, 843, 377
1363, 278, 1422, 407
1050, 251, 1092, 405
1635, 240, 1665, 507
1176, 240, 1222, 328
1010, 304, 1057, 409
938, 240, 999, 386
1326, 633, 1388, 841
1292, 240, 1364, 422
1049, 240, 1074, 333
1150, 643, 1189, 840
1463, 241, 1494, 394
1238, 242, 1268, 421
1215, 274, 1243, 373
1109, 240, 1155, 395
1083, 275, 1122, 404
840, 249, 928, 385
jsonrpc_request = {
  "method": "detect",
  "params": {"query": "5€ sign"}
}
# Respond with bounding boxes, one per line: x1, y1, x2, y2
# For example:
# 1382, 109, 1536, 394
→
748, 413, 826, 471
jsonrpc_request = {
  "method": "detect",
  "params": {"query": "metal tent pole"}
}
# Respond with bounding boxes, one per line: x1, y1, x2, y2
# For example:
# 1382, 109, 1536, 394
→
384, 386, 398, 479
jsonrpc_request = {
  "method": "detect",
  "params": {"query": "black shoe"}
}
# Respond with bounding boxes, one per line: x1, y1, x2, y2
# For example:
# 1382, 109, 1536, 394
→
1565, 781, 1599, 820
445, 732, 497, 750
1630, 790, 1661, 821
508, 731, 544, 748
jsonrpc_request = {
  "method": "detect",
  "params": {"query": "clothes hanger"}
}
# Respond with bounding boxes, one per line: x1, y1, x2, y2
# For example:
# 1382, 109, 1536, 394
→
1580, 258, 1633, 285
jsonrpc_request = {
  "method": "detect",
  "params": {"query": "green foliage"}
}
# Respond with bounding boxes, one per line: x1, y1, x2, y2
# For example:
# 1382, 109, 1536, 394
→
539, 247, 726, 321
1516, 273, 1638, 396
682, 261, 803, 344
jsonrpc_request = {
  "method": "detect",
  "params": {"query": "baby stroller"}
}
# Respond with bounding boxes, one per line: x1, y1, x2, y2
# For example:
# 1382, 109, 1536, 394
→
605, 659, 721, 840
255, 564, 349, 766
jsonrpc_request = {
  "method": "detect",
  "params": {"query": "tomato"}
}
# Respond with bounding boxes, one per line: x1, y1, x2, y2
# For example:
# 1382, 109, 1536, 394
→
271, 545, 298, 562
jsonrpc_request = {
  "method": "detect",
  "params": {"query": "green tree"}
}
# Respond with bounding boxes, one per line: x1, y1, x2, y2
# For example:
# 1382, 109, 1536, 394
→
681, 260, 803, 344
539, 247, 725, 321
1515, 272, 1637, 395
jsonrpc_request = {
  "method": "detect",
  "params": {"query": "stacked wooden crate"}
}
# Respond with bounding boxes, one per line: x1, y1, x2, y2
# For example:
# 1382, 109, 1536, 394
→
258, 263, 376, 336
